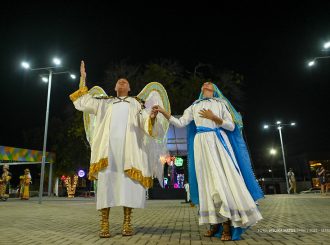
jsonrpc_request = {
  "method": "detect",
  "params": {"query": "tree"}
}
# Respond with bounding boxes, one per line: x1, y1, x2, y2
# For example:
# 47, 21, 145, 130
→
53, 110, 90, 176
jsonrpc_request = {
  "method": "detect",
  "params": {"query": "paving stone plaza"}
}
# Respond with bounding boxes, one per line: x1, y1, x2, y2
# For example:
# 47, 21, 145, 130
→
0, 194, 329, 245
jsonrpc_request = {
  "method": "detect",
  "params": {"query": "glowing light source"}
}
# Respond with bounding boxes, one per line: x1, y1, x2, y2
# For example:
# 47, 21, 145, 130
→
324, 41, 330, 49
53, 57, 61, 65
270, 149, 276, 155
308, 60, 315, 67
21, 61, 30, 69
78, 170, 85, 178
174, 157, 183, 167
64, 175, 78, 198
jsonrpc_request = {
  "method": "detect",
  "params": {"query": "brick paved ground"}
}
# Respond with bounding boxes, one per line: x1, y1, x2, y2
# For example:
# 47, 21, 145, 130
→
0, 194, 329, 245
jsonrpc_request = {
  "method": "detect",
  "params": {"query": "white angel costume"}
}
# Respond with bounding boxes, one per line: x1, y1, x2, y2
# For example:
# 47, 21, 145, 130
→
69, 82, 170, 210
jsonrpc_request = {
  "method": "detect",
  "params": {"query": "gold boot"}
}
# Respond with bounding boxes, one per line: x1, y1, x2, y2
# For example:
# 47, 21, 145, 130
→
99, 208, 111, 238
122, 207, 134, 236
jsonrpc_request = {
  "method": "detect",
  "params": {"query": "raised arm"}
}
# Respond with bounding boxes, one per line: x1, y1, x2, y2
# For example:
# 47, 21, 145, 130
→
69, 61, 100, 114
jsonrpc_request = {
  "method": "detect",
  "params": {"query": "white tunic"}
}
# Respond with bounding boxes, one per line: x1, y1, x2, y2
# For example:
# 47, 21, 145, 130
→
170, 98, 262, 228
96, 97, 146, 209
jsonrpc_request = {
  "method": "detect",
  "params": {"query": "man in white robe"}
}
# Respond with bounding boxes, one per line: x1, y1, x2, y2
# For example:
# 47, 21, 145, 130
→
154, 82, 263, 241
69, 61, 159, 238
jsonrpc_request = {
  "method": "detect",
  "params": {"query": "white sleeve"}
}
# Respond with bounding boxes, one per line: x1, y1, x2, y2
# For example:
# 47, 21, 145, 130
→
73, 93, 100, 115
220, 102, 235, 131
169, 106, 193, 128
69, 86, 100, 115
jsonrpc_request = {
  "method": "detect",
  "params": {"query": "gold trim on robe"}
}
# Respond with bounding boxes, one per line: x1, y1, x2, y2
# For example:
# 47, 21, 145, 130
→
88, 158, 108, 180
69, 86, 89, 102
148, 117, 156, 137
124, 167, 153, 189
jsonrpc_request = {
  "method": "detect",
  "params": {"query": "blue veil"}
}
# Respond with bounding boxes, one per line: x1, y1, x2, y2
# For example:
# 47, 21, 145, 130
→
187, 83, 264, 240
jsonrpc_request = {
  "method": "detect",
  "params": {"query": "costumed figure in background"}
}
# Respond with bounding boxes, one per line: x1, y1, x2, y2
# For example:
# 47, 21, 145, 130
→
0, 164, 12, 201
69, 61, 170, 238
17, 175, 24, 198
154, 81, 264, 241
21, 169, 32, 200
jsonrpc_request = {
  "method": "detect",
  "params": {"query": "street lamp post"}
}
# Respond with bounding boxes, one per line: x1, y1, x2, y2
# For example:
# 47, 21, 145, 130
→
307, 56, 330, 67
269, 148, 277, 194
21, 58, 75, 204
307, 41, 330, 67
263, 121, 295, 194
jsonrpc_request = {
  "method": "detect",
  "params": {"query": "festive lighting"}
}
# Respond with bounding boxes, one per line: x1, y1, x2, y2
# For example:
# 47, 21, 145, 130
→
78, 170, 85, 178
174, 157, 183, 167
64, 175, 78, 198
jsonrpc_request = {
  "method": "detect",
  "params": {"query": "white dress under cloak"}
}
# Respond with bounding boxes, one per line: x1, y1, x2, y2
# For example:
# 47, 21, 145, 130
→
72, 92, 155, 210
97, 97, 145, 210
169, 98, 262, 228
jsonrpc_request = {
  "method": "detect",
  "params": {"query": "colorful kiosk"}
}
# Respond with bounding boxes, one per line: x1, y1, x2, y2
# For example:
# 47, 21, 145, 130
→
0, 145, 55, 197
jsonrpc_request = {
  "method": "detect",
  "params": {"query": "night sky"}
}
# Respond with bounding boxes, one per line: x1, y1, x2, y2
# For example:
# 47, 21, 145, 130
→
1, 2, 330, 171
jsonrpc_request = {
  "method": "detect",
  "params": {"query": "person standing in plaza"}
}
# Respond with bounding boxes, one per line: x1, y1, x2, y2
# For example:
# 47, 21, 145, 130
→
0, 164, 12, 201
21, 168, 32, 200
287, 168, 297, 194
184, 181, 190, 203
69, 61, 166, 238
16, 175, 24, 198
153, 81, 263, 241
317, 166, 327, 195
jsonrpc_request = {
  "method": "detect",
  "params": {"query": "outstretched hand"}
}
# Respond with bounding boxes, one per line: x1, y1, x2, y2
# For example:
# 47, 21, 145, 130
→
80, 60, 86, 80
150, 106, 158, 119
79, 60, 87, 88
152, 105, 171, 120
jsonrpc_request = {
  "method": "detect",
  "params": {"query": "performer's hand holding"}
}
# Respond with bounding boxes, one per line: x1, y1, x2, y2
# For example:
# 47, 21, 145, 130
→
152, 105, 171, 120
150, 107, 158, 119
79, 60, 87, 88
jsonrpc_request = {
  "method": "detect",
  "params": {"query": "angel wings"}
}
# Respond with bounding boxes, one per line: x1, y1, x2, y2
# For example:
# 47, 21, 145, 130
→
82, 82, 170, 186
83, 82, 171, 145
